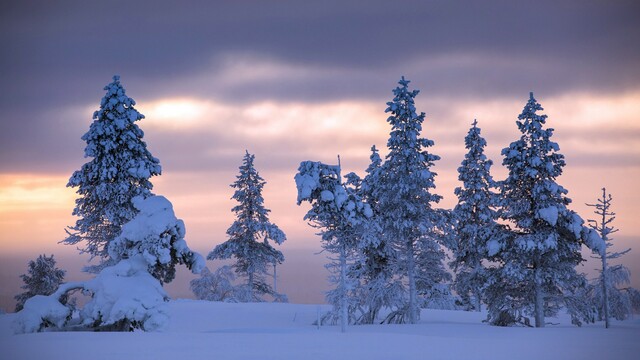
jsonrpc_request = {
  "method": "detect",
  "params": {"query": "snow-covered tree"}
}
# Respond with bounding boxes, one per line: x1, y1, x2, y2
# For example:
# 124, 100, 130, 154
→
450, 120, 499, 312
64, 75, 161, 270
14, 257, 171, 333
586, 188, 637, 326
14, 195, 204, 333
295, 160, 373, 332
108, 195, 205, 284
373, 77, 446, 324
348, 146, 405, 324
486, 93, 604, 327
14, 255, 66, 312
191, 266, 238, 302
208, 152, 286, 302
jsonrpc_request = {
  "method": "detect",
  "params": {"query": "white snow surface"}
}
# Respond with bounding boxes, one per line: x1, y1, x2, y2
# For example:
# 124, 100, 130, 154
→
2, 300, 638, 360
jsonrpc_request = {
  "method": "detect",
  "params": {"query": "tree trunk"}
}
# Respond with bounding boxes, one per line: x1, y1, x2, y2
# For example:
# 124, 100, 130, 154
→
602, 254, 609, 329
407, 240, 418, 324
475, 263, 482, 312
273, 263, 278, 294
534, 267, 545, 328
340, 247, 347, 333
248, 271, 254, 302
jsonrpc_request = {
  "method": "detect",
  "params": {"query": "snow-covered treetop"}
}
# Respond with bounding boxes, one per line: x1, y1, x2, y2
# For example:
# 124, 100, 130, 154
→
499, 93, 605, 254
501, 92, 568, 223
79, 75, 161, 177
108, 195, 205, 284
384, 77, 436, 161
587, 188, 629, 259
452, 119, 498, 262
226, 151, 286, 246
374, 77, 442, 227
65, 75, 162, 261
455, 119, 495, 197
295, 161, 373, 230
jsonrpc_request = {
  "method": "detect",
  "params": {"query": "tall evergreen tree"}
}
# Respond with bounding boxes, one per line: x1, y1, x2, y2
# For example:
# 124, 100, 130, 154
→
64, 75, 161, 269
487, 93, 604, 327
373, 77, 445, 324
208, 151, 286, 302
14, 254, 66, 312
451, 120, 499, 312
587, 188, 635, 327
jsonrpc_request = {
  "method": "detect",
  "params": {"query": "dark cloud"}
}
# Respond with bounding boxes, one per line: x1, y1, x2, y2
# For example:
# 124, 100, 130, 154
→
1, 0, 639, 173
1, 0, 639, 107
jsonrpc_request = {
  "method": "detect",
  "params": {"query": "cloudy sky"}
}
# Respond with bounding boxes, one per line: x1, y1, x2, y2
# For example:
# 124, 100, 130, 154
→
1, 0, 639, 310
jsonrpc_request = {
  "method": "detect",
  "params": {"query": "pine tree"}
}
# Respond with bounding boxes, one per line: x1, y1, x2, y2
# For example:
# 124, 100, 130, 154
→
487, 93, 604, 327
295, 160, 374, 332
373, 77, 445, 324
587, 188, 635, 327
64, 75, 161, 269
451, 120, 499, 312
208, 151, 286, 302
14, 254, 66, 312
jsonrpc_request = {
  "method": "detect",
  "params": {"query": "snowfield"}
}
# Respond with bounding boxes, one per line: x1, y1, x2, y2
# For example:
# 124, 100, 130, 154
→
1, 300, 639, 360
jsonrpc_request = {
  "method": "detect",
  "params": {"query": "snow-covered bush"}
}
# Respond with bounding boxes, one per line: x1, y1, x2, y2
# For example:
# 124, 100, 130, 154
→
109, 195, 205, 284
14, 195, 204, 333
14, 254, 66, 312
13, 256, 170, 333
191, 266, 237, 302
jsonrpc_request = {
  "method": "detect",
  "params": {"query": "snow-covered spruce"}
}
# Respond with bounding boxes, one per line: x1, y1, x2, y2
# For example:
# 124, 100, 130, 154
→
208, 152, 286, 302
295, 160, 374, 332
372, 77, 449, 324
485, 93, 605, 327
64, 75, 161, 270
586, 188, 639, 326
14, 254, 66, 312
14, 195, 204, 333
450, 120, 500, 312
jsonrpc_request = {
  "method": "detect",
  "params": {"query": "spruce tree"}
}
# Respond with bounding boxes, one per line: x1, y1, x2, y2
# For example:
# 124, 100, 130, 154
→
373, 77, 444, 324
14, 254, 66, 312
487, 93, 604, 327
451, 120, 499, 312
64, 75, 161, 269
587, 188, 635, 327
208, 151, 286, 302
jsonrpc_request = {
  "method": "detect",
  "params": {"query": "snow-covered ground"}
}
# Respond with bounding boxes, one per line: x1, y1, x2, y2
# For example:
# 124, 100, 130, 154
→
1, 300, 638, 360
